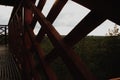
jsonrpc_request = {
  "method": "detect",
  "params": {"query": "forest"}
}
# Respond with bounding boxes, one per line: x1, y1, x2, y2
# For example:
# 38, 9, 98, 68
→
40, 36, 120, 80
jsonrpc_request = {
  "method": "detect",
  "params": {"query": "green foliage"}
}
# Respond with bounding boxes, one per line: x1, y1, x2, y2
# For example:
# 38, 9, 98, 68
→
40, 36, 120, 80
106, 24, 120, 36
74, 36, 108, 80
100, 36, 120, 78
74, 36, 120, 79
40, 37, 53, 54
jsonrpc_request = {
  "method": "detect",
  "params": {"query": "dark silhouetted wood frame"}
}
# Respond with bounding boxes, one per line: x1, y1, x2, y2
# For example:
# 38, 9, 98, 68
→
7, 0, 120, 80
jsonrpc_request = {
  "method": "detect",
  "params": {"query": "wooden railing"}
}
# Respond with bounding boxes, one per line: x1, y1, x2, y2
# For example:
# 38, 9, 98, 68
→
0, 25, 8, 45
8, 0, 106, 80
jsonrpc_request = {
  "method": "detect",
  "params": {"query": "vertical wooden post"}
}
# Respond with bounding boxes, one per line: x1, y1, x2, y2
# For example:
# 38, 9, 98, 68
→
24, 0, 42, 80
5, 26, 7, 45
23, 1, 33, 79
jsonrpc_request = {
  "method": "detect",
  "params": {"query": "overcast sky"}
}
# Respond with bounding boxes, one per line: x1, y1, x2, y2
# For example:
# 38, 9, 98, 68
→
0, 0, 119, 36
0, 5, 13, 24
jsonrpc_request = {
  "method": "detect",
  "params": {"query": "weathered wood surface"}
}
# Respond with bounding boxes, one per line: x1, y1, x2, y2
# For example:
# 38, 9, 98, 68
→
110, 78, 120, 80
0, 45, 21, 80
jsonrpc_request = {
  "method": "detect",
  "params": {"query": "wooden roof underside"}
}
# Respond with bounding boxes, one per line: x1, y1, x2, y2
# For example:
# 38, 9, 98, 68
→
1, 0, 120, 25
0, 0, 18, 6
73, 0, 120, 25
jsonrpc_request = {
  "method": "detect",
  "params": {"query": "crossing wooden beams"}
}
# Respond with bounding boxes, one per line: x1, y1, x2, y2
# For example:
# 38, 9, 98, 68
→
24, 0, 97, 79
8, 0, 120, 80
64, 11, 106, 46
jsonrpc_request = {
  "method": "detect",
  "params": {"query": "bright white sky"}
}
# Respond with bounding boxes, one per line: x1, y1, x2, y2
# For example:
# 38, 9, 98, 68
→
0, 0, 119, 36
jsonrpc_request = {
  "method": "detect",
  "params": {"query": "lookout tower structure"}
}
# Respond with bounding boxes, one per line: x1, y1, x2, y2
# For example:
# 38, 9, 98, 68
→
0, 0, 120, 80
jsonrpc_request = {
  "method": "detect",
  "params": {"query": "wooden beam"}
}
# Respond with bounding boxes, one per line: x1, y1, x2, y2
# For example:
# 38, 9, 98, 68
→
0, 0, 19, 6
26, 1, 97, 79
25, 24, 58, 80
30, 0, 46, 29
0, 25, 8, 26
24, 1, 58, 79
72, 0, 120, 25
36, 0, 68, 42
45, 11, 106, 63
46, 0, 68, 23
64, 11, 106, 46
8, 0, 22, 25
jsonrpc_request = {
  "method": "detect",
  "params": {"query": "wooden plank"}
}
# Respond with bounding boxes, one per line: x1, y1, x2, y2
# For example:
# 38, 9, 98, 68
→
36, 27, 46, 42
26, 1, 97, 79
64, 11, 106, 46
36, 0, 68, 42
25, 24, 58, 80
8, 0, 22, 25
0, 46, 22, 80
0, 0, 18, 6
46, 0, 68, 23
72, 0, 120, 25
43, 10, 106, 63
24, 4, 41, 80
0, 25, 8, 26
24, 1, 57, 79
30, 0, 46, 29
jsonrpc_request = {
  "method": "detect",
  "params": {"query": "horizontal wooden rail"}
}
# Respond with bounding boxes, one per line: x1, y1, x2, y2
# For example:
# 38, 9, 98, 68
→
0, 25, 8, 26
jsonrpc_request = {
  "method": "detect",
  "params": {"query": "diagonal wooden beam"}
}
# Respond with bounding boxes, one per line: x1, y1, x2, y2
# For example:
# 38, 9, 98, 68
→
24, 1, 58, 79
9, 0, 22, 25
72, 0, 120, 26
64, 11, 106, 46
36, 0, 68, 42
30, 0, 46, 29
72, 0, 94, 10
46, 0, 68, 23
45, 11, 106, 79
26, 1, 97, 79
25, 25, 57, 80
45, 11, 106, 62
